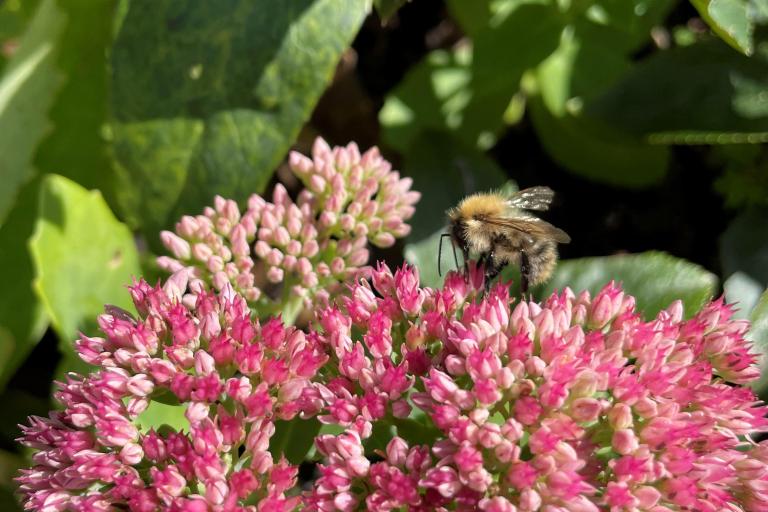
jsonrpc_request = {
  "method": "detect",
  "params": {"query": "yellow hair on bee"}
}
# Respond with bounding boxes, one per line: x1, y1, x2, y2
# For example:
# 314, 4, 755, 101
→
449, 192, 508, 221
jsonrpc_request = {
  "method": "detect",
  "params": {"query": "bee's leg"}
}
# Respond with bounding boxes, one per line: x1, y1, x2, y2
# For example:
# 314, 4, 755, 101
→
483, 253, 503, 294
520, 251, 531, 295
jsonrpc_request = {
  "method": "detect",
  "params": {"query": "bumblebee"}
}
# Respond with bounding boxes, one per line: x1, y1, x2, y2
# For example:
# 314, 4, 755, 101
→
442, 187, 570, 293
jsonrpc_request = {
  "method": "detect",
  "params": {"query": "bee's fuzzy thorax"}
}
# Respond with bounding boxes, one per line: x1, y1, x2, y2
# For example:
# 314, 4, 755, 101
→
455, 193, 508, 220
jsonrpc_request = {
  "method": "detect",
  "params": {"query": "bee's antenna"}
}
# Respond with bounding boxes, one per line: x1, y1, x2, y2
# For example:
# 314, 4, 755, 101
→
438, 233, 451, 277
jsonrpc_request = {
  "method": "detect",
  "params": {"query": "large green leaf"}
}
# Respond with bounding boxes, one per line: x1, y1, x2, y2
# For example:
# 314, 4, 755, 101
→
587, 41, 768, 142
691, 0, 754, 55
580, 0, 676, 54
380, 46, 472, 153
541, 252, 718, 319
29, 175, 140, 372
720, 210, 768, 317
0, 179, 48, 391
529, 95, 670, 188
110, 0, 368, 242
460, 3, 562, 146
34, 0, 116, 193
749, 289, 768, 394
270, 417, 321, 464
0, 0, 65, 226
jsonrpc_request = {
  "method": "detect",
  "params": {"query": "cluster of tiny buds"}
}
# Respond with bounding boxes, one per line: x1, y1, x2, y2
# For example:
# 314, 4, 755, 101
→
158, 137, 419, 315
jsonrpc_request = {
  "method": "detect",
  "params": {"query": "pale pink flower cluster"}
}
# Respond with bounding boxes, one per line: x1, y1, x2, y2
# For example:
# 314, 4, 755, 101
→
304, 264, 768, 511
158, 138, 419, 316
17, 271, 327, 511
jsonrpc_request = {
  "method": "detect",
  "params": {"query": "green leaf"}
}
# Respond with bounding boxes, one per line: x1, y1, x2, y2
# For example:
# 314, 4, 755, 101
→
374, 0, 408, 22
110, 0, 368, 240
691, 0, 754, 55
587, 41, 768, 141
0, 179, 48, 391
34, 0, 117, 193
461, 3, 563, 146
380, 46, 472, 153
720, 209, 768, 317
135, 400, 188, 434
270, 417, 320, 464
748, 289, 768, 394
536, 23, 631, 116
541, 251, 718, 319
405, 230, 447, 290
0, 0, 65, 226
29, 175, 140, 371
528, 95, 670, 188
581, 0, 676, 54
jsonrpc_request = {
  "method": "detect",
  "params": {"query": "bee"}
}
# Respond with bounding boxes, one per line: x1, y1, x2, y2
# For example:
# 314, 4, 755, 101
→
440, 186, 570, 293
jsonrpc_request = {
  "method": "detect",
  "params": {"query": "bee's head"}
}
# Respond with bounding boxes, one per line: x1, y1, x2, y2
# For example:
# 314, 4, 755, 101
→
450, 218, 468, 253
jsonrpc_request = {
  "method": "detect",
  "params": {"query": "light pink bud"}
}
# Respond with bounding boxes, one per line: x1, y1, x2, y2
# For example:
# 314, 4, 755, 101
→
161, 231, 192, 259
570, 397, 603, 423
330, 257, 346, 275
319, 211, 337, 228
289, 151, 314, 175
267, 266, 284, 283
518, 488, 541, 512
194, 351, 216, 375
634, 486, 661, 508
186, 402, 210, 424
192, 242, 213, 262
372, 231, 395, 248
612, 428, 639, 455
285, 240, 302, 256
309, 174, 326, 193
634, 397, 658, 418
302, 272, 319, 288
177, 215, 200, 238
340, 214, 355, 231
127, 374, 154, 397
302, 240, 319, 258
274, 226, 290, 246
254, 240, 271, 258
266, 248, 283, 266
120, 442, 144, 465
386, 437, 409, 467
608, 403, 633, 430
348, 248, 369, 267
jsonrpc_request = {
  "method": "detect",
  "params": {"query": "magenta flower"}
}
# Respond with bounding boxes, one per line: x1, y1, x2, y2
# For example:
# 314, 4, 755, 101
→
158, 138, 420, 321
305, 264, 768, 511
17, 261, 768, 511
17, 271, 326, 511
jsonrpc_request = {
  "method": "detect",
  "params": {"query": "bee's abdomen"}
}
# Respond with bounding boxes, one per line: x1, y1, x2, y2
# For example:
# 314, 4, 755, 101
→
527, 240, 558, 286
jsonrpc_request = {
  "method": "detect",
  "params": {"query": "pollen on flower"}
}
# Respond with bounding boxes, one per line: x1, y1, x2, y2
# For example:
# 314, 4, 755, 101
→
157, 137, 420, 318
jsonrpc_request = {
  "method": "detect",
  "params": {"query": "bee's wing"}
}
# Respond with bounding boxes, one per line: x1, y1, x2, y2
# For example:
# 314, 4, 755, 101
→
506, 186, 555, 211
484, 215, 571, 244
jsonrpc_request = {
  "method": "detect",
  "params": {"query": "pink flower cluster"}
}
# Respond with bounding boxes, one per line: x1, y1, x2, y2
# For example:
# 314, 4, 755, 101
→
17, 271, 327, 511
17, 262, 768, 511
304, 265, 768, 511
158, 138, 419, 316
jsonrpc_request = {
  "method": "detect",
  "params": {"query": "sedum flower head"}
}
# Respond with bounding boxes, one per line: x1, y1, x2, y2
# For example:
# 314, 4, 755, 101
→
158, 138, 420, 319
17, 271, 327, 511
304, 264, 768, 511
17, 262, 768, 511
